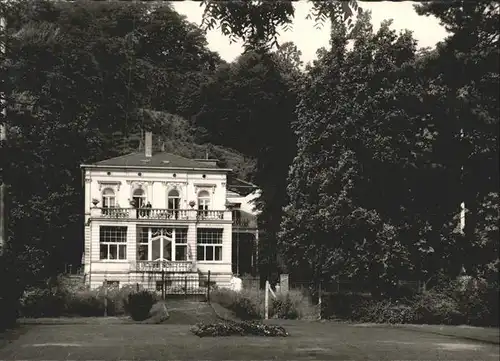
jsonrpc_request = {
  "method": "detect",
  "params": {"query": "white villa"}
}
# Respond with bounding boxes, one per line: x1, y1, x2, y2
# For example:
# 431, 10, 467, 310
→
81, 132, 259, 290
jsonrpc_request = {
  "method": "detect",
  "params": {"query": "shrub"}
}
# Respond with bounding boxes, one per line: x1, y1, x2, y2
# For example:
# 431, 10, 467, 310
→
271, 290, 316, 319
108, 285, 137, 315
271, 294, 299, 319
453, 278, 499, 327
320, 292, 372, 320
191, 321, 288, 337
66, 291, 105, 317
384, 283, 419, 301
211, 287, 316, 320
357, 300, 417, 324
126, 290, 157, 321
20, 288, 67, 318
1, 246, 47, 327
408, 278, 498, 326
411, 289, 464, 325
210, 288, 263, 320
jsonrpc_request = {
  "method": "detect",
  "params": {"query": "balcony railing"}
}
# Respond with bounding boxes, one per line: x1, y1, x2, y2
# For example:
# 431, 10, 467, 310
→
91, 207, 230, 222
133, 260, 194, 273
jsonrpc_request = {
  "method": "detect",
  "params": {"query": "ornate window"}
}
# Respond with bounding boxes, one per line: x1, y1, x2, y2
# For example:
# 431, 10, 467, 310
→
132, 188, 146, 208
102, 188, 116, 208
197, 190, 210, 216
167, 189, 180, 219
99, 226, 127, 260
197, 228, 223, 261
136, 227, 189, 261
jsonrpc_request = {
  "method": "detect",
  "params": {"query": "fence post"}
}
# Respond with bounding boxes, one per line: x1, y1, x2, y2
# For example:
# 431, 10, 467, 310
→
207, 270, 211, 303
161, 269, 166, 300
318, 282, 322, 320
184, 276, 188, 297
265, 280, 269, 320
104, 279, 108, 317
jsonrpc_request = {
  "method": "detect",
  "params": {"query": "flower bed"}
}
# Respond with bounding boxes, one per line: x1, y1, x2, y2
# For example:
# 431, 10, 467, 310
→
191, 321, 289, 337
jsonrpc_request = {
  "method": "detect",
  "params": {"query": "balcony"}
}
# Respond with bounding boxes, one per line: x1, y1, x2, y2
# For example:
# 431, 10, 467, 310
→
132, 260, 195, 273
90, 207, 231, 222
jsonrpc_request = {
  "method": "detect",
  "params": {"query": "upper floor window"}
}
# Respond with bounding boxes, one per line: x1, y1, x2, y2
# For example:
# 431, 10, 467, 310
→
197, 190, 210, 212
167, 189, 180, 210
132, 188, 146, 208
102, 188, 115, 208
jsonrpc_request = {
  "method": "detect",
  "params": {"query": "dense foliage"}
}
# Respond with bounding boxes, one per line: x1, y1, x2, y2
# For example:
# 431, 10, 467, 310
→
201, 0, 361, 49
278, 5, 499, 293
0, 0, 498, 328
0, 0, 255, 274
194, 48, 298, 280
19, 280, 138, 318
0, 244, 46, 329
126, 290, 157, 321
321, 277, 499, 326
210, 288, 316, 320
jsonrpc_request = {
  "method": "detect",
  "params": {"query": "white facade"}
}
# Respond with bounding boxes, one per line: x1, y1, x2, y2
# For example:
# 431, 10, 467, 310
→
81, 136, 239, 290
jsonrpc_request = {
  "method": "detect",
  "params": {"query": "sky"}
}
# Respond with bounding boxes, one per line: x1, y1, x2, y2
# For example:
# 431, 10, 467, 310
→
173, 1, 449, 65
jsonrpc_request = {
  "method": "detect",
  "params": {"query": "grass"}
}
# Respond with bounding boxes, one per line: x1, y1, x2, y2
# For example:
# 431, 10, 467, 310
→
1, 318, 498, 360
19, 300, 220, 325
2, 299, 498, 360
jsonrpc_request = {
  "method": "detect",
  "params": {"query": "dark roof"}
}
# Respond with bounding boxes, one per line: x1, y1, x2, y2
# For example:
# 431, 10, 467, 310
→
86, 152, 227, 170
227, 177, 258, 196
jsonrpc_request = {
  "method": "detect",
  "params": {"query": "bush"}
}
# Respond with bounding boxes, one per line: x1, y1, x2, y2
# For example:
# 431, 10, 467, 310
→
356, 300, 417, 324
0, 245, 47, 328
453, 278, 499, 326
20, 288, 67, 318
65, 291, 105, 317
210, 287, 316, 320
271, 290, 316, 319
191, 321, 289, 337
384, 283, 419, 301
411, 290, 464, 325
320, 292, 372, 320
126, 290, 157, 321
107, 285, 137, 316
20, 282, 143, 318
210, 288, 263, 320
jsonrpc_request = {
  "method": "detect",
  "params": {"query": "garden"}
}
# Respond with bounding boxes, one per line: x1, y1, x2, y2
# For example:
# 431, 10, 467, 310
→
209, 276, 499, 327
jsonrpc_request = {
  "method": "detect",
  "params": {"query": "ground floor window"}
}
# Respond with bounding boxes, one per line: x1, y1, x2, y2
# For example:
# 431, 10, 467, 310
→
197, 228, 223, 261
137, 227, 188, 261
99, 226, 127, 260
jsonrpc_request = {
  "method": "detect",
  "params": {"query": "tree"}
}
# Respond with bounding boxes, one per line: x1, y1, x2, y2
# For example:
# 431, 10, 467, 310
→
278, 13, 465, 292
194, 48, 297, 280
201, 0, 362, 49
415, 1, 499, 278
1, 0, 223, 272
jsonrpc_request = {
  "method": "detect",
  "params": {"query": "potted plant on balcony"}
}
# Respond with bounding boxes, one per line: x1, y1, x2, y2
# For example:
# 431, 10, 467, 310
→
92, 198, 100, 207
189, 200, 195, 208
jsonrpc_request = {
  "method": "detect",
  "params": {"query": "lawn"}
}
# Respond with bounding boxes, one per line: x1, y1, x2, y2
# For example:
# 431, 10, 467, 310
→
0, 301, 498, 360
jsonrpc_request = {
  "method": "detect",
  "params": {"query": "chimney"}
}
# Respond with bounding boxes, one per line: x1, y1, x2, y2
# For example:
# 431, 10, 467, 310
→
145, 131, 152, 157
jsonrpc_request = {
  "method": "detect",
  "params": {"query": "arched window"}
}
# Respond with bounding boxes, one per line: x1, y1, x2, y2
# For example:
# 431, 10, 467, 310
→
167, 189, 180, 210
198, 190, 210, 216
102, 188, 115, 208
132, 188, 146, 208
